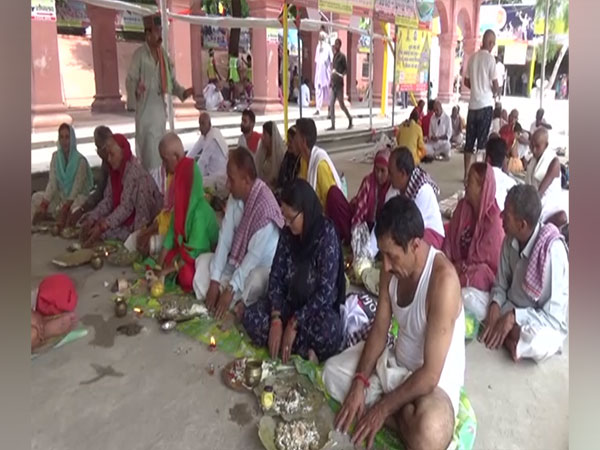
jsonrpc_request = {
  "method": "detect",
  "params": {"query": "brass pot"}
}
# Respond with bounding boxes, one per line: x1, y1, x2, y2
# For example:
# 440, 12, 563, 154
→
244, 359, 262, 388
114, 299, 128, 318
90, 256, 104, 270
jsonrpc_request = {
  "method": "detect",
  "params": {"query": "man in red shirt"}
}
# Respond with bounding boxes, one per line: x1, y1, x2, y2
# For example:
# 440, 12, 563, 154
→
238, 109, 262, 154
421, 99, 435, 142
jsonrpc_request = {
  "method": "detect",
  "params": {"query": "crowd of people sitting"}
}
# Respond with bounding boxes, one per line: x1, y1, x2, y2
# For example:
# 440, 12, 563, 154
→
31, 103, 569, 449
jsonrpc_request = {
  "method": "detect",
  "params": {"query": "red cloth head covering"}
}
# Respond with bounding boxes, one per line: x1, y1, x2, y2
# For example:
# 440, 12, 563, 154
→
499, 123, 516, 150
351, 149, 391, 228
36, 274, 78, 316
110, 134, 135, 226
443, 163, 505, 291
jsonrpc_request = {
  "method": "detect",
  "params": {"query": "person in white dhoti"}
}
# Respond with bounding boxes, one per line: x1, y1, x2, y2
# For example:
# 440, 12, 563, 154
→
313, 30, 332, 116
187, 112, 229, 195
425, 100, 452, 160
526, 128, 568, 228
480, 185, 568, 363
323, 196, 465, 450
126, 14, 193, 172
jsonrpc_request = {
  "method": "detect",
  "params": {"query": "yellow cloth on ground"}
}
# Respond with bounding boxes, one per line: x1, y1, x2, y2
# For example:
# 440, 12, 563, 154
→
300, 158, 337, 208
396, 121, 425, 164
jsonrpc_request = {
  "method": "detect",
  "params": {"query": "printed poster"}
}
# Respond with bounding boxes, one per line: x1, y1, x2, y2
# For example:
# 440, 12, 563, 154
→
32, 0, 56, 22
395, 27, 431, 92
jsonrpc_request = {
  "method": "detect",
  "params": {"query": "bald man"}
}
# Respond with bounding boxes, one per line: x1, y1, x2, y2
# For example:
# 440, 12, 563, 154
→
187, 112, 229, 193
425, 100, 452, 160
526, 128, 569, 228
464, 29, 499, 183
149, 133, 220, 292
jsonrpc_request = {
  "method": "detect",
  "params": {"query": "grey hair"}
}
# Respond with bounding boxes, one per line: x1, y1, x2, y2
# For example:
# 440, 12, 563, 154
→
93, 125, 113, 144
505, 185, 542, 227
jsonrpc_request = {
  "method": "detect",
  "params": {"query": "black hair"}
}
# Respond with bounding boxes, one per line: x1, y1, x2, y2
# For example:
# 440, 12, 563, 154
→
493, 106, 502, 119
486, 136, 508, 167
391, 147, 415, 176
58, 123, 70, 134
409, 108, 420, 123
280, 178, 323, 221
505, 184, 542, 227
287, 125, 297, 141
229, 146, 257, 180
242, 108, 256, 124
295, 118, 317, 150
263, 121, 273, 137
427, 99, 435, 112
375, 196, 424, 251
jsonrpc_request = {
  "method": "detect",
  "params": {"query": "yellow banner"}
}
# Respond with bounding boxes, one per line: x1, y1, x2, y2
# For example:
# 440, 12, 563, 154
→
318, 0, 353, 15
395, 27, 431, 92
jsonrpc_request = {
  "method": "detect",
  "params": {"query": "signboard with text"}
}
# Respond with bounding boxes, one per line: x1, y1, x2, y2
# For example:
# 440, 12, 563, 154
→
32, 0, 57, 22
395, 27, 431, 92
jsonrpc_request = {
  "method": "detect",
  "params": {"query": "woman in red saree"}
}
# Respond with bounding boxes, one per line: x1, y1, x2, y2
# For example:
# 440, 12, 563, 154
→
443, 162, 504, 323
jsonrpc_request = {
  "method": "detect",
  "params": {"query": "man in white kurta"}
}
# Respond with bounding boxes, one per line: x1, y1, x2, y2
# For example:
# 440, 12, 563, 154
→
126, 15, 193, 172
314, 31, 333, 115
187, 112, 229, 194
425, 100, 452, 159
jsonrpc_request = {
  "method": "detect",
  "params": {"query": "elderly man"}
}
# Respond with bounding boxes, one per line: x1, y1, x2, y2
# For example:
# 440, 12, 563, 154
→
237, 109, 262, 154
66, 125, 113, 227
193, 147, 284, 320
387, 147, 445, 249
480, 185, 568, 362
464, 29, 499, 184
148, 133, 220, 292
425, 100, 452, 160
485, 136, 517, 212
126, 14, 193, 172
187, 112, 229, 193
323, 196, 465, 450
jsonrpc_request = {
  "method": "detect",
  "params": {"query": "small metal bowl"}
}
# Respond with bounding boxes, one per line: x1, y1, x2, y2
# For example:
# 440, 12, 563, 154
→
244, 359, 263, 388
160, 320, 177, 332
114, 299, 128, 318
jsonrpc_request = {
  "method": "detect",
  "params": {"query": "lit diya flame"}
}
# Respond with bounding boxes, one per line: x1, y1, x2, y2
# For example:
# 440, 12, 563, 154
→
133, 307, 143, 315
209, 336, 216, 351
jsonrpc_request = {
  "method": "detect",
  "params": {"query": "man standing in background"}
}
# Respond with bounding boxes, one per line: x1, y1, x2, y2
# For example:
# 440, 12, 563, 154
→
126, 14, 194, 173
328, 38, 353, 131
463, 29, 499, 184
314, 29, 332, 117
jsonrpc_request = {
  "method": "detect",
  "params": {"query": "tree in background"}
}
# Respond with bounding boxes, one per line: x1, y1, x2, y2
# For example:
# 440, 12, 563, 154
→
535, 0, 569, 90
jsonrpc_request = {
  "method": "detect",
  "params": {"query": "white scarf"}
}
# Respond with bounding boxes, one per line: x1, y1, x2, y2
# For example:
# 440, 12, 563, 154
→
308, 145, 343, 193
527, 148, 557, 188
188, 126, 229, 160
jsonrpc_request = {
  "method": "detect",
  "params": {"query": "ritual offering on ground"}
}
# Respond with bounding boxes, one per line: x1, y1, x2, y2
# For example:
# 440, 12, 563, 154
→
258, 416, 333, 450
244, 359, 263, 387
90, 256, 104, 270
160, 320, 177, 332
223, 358, 251, 392
106, 248, 141, 267
114, 298, 128, 318
150, 281, 165, 298
52, 248, 96, 268
60, 227, 80, 240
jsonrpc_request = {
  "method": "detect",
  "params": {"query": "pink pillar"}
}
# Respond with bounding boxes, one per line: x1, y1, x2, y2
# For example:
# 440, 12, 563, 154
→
300, 30, 316, 88
248, 0, 282, 114
437, 32, 458, 103
31, 20, 72, 128
347, 31, 359, 101
372, 21, 386, 103
87, 5, 124, 113
460, 36, 479, 101
189, 0, 205, 110
169, 0, 196, 117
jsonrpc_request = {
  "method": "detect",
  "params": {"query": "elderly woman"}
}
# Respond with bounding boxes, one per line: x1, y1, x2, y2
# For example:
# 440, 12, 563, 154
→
255, 121, 286, 190
275, 126, 301, 198
32, 123, 93, 227
500, 109, 528, 174
328, 148, 391, 245
80, 134, 162, 247
242, 179, 345, 364
443, 162, 504, 324
527, 128, 568, 228
396, 108, 426, 164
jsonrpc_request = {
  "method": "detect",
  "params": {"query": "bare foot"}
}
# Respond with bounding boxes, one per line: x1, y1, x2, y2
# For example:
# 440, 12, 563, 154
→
43, 312, 77, 339
307, 349, 319, 365
504, 324, 521, 362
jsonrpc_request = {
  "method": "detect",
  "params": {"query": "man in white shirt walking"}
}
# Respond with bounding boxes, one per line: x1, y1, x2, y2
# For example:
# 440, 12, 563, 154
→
463, 30, 499, 184
425, 100, 452, 160
495, 56, 506, 97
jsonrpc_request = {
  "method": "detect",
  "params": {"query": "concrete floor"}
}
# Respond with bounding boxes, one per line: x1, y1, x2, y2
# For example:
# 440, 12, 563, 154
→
31, 149, 568, 450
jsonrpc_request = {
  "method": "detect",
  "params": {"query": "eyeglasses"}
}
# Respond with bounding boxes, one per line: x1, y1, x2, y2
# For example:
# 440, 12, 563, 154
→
284, 211, 301, 226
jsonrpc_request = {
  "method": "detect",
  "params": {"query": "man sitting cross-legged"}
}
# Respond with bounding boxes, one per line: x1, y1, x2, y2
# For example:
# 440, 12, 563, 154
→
323, 196, 465, 450
193, 147, 284, 320
480, 184, 568, 362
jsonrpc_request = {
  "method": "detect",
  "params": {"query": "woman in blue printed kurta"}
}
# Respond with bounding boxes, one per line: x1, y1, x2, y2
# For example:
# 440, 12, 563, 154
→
243, 179, 345, 363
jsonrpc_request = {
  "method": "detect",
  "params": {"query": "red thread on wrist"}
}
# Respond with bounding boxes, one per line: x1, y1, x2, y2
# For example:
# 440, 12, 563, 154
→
353, 372, 370, 388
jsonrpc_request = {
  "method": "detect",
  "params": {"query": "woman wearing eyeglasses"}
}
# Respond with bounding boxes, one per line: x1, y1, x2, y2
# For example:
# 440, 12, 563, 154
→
242, 179, 346, 364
